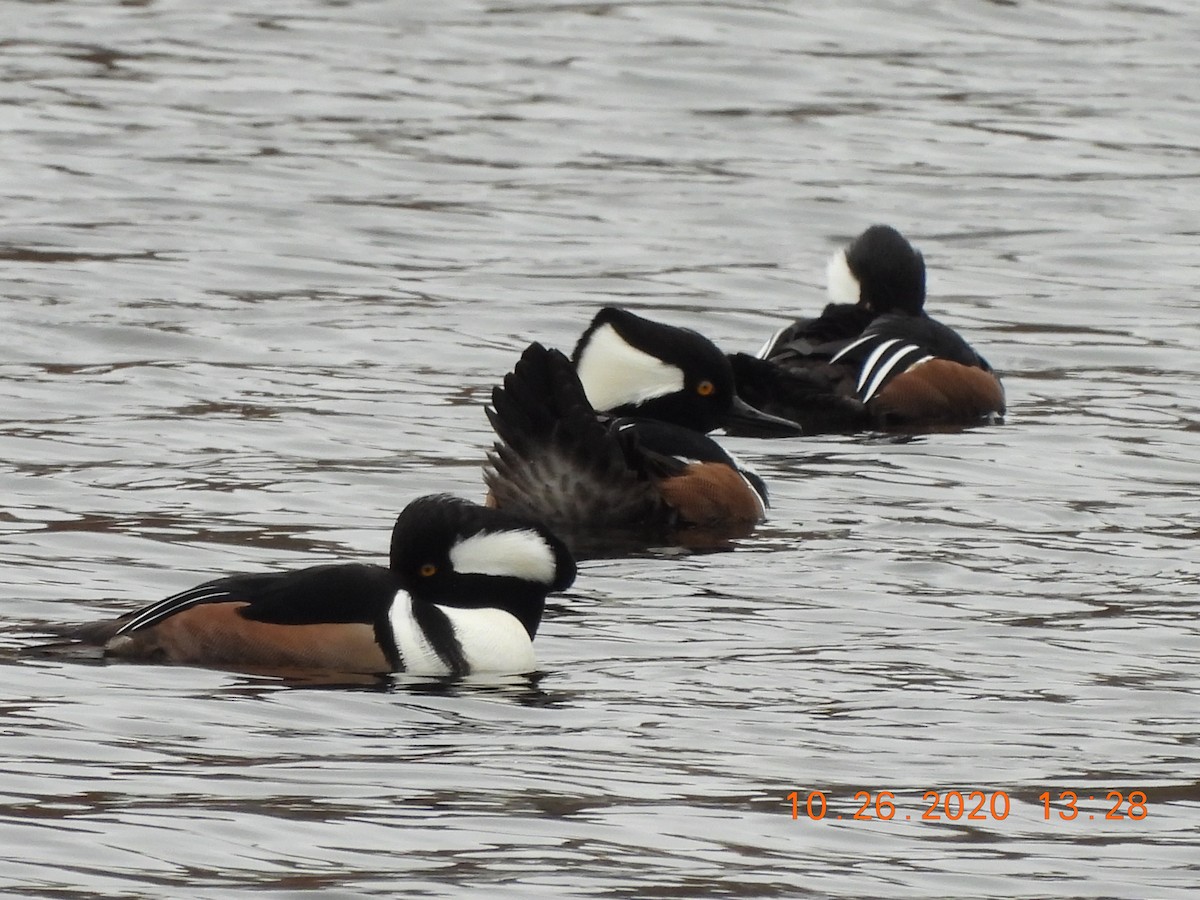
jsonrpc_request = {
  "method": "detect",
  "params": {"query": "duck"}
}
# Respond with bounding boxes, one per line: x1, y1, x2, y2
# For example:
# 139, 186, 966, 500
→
484, 306, 800, 549
729, 225, 1005, 434
53, 494, 576, 677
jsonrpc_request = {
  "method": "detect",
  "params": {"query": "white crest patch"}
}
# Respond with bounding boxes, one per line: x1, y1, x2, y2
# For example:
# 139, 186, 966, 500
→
439, 605, 536, 674
575, 323, 685, 411
388, 590, 453, 676
825, 248, 860, 306
450, 529, 557, 584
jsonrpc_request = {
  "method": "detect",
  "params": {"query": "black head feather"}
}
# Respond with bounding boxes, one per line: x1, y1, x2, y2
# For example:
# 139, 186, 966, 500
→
843, 225, 926, 316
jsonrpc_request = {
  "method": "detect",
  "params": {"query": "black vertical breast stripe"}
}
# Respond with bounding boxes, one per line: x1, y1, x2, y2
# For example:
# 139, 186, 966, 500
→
411, 603, 469, 675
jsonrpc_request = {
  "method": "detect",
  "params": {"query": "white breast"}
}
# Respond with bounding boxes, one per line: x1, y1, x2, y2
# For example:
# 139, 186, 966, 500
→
388, 590, 453, 676
440, 604, 537, 675
387, 591, 536, 676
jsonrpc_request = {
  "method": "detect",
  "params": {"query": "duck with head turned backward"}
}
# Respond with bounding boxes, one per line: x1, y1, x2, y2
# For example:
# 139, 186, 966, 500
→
729, 225, 1005, 435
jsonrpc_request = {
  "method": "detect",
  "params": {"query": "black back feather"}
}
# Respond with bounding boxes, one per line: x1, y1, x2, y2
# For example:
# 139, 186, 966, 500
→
484, 342, 666, 540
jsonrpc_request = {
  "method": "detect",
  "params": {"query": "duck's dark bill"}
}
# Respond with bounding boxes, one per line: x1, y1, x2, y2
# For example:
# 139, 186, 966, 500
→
723, 395, 804, 437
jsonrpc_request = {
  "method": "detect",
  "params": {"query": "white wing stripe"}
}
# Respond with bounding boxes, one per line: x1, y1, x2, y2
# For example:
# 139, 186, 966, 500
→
755, 324, 789, 359
829, 332, 879, 365
862, 348, 930, 402
117, 587, 232, 634
854, 338, 905, 393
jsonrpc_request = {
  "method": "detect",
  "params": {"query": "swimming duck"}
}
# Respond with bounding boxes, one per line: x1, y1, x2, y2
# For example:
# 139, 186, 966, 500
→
730, 225, 1005, 433
55, 494, 576, 677
485, 307, 799, 548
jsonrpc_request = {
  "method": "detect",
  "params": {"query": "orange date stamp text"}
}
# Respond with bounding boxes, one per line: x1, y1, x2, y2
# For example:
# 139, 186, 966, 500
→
786, 789, 1149, 822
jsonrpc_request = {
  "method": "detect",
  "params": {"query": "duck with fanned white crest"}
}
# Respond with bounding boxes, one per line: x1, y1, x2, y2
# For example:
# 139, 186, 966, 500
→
49, 495, 576, 677
484, 307, 800, 551
729, 224, 1005, 434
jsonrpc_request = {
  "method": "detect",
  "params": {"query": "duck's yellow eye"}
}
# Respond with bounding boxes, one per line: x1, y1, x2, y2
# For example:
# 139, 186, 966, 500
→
696, 380, 715, 397
419, 563, 437, 577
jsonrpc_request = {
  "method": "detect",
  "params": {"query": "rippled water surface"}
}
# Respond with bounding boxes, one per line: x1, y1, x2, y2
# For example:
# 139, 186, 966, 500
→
2, 1, 1198, 897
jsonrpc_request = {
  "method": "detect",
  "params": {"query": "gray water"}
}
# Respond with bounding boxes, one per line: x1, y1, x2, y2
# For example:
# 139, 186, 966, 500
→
2, 1, 1198, 897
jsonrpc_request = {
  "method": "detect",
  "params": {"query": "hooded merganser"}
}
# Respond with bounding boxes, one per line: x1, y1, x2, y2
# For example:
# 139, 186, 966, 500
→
485, 307, 800, 548
56, 495, 576, 677
730, 225, 1005, 434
